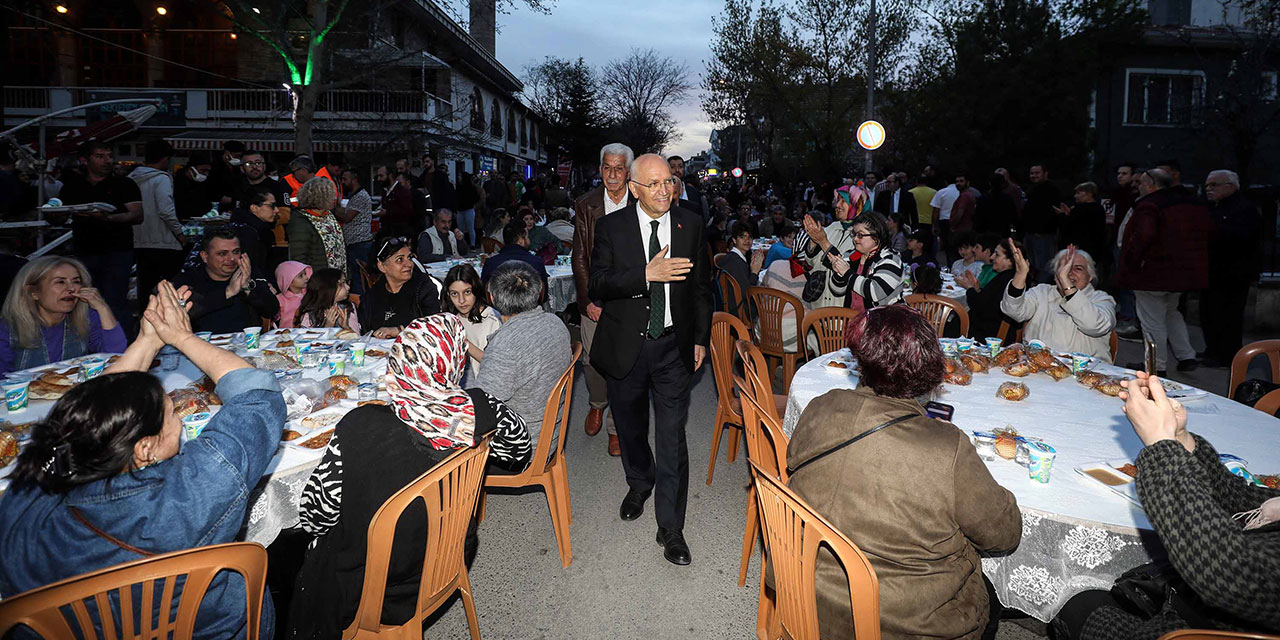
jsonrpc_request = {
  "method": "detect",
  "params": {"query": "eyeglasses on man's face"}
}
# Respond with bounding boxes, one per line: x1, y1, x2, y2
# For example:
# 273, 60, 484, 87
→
244, 160, 266, 167
630, 178, 677, 192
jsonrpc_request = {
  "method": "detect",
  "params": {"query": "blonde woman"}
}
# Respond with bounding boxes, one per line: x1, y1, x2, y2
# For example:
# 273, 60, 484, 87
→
0, 256, 126, 374
286, 176, 348, 276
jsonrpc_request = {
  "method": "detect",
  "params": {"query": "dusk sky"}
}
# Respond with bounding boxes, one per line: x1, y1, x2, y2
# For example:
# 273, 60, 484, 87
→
492, 0, 723, 160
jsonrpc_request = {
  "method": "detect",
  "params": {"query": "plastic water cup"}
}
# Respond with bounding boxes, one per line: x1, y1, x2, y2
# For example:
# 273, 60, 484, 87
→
1026, 442, 1057, 483
972, 433, 997, 462
80, 358, 107, 380
4, 380, 29, 412
986, 337, 1002, 359
350, 342, 367, 367
182, 411, 213, 440
357, 383, 377, 401
1071, 353, 1092, 374
195, 331, 213, 341
327, 354, 346, 376
243, 327, 262, 350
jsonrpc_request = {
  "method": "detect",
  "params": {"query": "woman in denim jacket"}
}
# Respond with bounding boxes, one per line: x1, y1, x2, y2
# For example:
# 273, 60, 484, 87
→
0, 281, 286, 639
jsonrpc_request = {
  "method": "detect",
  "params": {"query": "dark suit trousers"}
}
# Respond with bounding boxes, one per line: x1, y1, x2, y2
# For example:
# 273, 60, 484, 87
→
606, 331, 692, 531
1202, 281, 1249, 362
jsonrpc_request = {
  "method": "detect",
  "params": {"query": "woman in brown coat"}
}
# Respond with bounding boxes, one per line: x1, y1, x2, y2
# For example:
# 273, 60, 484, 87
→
787, 305, 1022, 640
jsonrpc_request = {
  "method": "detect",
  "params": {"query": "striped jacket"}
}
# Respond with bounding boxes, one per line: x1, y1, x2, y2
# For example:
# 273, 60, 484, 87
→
828, 249, 906, 308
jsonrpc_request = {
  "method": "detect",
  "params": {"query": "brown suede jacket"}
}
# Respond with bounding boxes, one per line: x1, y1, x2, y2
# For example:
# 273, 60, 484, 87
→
787, 387, 1022, 640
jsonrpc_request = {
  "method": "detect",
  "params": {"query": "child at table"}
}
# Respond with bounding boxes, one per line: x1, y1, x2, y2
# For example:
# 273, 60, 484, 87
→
274, 261, 311, 329
440, 263, 500, 384
296, 268, 360, 334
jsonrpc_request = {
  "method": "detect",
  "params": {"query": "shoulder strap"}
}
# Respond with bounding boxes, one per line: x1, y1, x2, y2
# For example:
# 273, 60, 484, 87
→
69, 506, 154, 557
788, 414, 915, 476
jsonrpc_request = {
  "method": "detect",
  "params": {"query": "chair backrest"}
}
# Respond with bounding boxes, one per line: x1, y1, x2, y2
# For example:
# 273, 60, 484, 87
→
1252, 388, 1280, 417
358, 260, 376, 291
528, 342, 583, 473
481, 237, 504, 254
904, 293, 969, 338
747, 286, 804, 353
1158, 631, 1280, 640
0, 542, 268, 640
1229, 339, 1280, 400
735, 377, 789, 483
799, 307, 859, 358
717, 268, 747, 323
733, 339, 779, 423
711, 312, 753, 412
1109, 330, 1118, 363
750, 463, 881, 640
347, 442, 491, 635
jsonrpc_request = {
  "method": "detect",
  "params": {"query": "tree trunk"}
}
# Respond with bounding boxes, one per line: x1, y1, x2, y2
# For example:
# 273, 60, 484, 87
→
293, 84, 318, 157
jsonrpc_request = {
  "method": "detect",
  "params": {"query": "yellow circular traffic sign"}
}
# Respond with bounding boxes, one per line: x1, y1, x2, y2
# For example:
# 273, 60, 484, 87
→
857, 120, 886, 150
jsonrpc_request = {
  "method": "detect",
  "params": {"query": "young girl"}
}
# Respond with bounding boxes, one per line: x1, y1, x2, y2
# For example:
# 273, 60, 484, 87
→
440, 264, 501, 383
296, 267, 360, 333
274, 261, 312, 328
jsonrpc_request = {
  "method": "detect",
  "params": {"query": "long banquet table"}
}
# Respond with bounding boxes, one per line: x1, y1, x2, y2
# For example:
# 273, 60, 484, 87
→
782, 348, 1280, 622
0, 327, 396, 546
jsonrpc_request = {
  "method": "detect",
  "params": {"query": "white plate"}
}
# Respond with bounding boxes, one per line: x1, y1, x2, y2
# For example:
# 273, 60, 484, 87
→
1074, 459, 1141, 507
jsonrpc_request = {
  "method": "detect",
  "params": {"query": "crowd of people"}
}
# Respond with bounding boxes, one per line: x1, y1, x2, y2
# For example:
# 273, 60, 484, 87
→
0, 135, 1273, 640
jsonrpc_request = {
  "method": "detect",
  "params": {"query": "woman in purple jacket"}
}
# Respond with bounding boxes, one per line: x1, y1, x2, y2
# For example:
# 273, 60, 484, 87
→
0, 256, 126, 374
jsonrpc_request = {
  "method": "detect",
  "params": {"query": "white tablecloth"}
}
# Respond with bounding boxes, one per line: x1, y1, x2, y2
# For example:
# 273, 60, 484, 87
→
0, 328, 395, 547
782, 349, 1280, 621
426, 259, 577, 312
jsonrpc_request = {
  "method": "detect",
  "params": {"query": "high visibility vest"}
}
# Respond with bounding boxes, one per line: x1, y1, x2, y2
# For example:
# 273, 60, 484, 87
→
284, 166, 342, 202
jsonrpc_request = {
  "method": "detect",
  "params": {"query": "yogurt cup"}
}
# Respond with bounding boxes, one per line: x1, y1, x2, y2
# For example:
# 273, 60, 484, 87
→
182, 411, 213, 440
3, 380, 29, 412
327, 354, 346, 376
80, 358, 107, 380
1026, 442, 1057, 483
243, 327, 262, 350
1070, 353, 1092, 374
350, 342, 367, 367
985, 337, 1002, 359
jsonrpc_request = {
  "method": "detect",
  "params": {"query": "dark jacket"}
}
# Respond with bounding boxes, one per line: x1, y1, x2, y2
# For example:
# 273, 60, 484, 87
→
229, 207, 275, 269
286, 211, 330, 272
974, 191, 1017, 237
1024, 181, 1062, 235
1079, 436, 1280, 638
718, 249, 756, 321
872, 186, 919, 227
964, 268, 1017, 341
481, 245, 548, 283
357, 271, 441, 332
572, 185, 609, 307
1115, 188, 1212, 291
588, 203, 712, 377
379, 182, 414, 236
788, 388, 1022, 640
1061, 201, 1108, 266
1208, 191, 1262, 283
172, 265, 279, 334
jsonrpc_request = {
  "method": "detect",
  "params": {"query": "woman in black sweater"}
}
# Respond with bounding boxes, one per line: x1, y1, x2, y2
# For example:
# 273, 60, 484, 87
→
289, 314, 532, 638
957, 237, 1020, 341
357, 236, 441, 339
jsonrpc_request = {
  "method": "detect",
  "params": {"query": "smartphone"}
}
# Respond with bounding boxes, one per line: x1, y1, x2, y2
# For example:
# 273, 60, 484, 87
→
925, 401, 955, 421
1144, 336, 1158, 375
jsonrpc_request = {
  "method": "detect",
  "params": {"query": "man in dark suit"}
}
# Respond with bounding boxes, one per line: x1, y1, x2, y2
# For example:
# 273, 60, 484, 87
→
872, 172, 918, 226
573, 144, 634, 455
589, 153, 712, 566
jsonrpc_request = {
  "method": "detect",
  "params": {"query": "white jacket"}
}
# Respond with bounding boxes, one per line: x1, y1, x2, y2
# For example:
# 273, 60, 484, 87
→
1000, 282, 1116, 362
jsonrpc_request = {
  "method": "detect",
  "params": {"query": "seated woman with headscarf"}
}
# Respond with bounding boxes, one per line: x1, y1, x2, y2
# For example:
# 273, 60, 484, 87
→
289, 314, 532, 639
798, 185, 866, 309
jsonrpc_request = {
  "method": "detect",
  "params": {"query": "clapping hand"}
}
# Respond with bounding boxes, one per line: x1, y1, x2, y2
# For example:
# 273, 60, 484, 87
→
144, 281, 195, 347
225, 254, 252, 299
645, 246, 692, 283
802, 215, 828, 248
749, 249, 766, 274
1120, 372, 1194, 452
829, 253, 851, 276
1055, 244, 1078, 295
956, 272, 979, 290
1053, 203, 1072, 216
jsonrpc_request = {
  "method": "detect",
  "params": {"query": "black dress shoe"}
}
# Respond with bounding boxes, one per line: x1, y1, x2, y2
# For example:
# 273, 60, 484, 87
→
619, 488, 651, 521
1176, 358, 1199, 372
656, 527, 691, 565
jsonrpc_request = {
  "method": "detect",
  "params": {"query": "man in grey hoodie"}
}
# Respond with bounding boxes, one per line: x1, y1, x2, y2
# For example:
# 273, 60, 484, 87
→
129, 140, 186, 301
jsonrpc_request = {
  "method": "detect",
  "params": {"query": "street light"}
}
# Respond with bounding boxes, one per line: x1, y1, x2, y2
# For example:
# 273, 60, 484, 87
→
155, 6, 167, 15
55, 4, 68, 13
856, 120, 885, 151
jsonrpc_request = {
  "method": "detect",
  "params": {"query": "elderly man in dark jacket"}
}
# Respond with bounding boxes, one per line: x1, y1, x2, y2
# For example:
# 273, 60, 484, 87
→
1201, 170, 1261, 368
1115, 168, 1211, 375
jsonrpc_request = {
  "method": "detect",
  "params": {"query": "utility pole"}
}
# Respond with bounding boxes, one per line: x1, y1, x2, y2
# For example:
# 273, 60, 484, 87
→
736, 114, 744, 187
865, 0, 876, 173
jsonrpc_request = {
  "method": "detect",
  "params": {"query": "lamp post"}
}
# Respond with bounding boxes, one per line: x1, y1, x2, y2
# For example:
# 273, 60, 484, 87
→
865, 0, 876, 173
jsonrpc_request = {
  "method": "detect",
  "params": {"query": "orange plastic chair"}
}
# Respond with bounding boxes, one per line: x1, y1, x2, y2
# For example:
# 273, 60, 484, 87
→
799, 307, 859, 358
1251, 388, 1280, 417
735, 374, 790, 591
358, 260, 376, 292
0, 542, 268, 640
718, 268, 749, 325
747, 286, 806, 392
344, 441, 491, 640
751, 463, 881, 640
480, 237, 503, 254
480, 343, 582, 567
905, 293, 969, 338
1159, 631, 1280, 640
1229, 340, 1280, 401
708, 312, 754, 485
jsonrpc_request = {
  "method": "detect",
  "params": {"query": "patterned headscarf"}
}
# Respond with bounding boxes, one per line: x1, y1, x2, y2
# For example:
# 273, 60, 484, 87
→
833, 185, 871, 224
385, 314, 476, 450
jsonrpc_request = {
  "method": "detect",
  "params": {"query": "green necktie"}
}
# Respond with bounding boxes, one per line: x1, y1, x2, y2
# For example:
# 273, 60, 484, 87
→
648, 220, 666, 338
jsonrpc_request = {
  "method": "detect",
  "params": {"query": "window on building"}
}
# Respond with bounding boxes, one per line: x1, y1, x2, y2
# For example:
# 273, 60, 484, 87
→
470, 87, 485, 131
1125, 69, 1205, 126
491, 102, 503, 137
507, 109, 517, 143
519, 116, 528, 148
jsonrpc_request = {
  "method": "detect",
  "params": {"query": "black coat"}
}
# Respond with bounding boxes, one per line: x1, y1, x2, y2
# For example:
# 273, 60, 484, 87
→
872, 187, 919, 227
1208, 191, 1262, 283
588, 203, 712, 377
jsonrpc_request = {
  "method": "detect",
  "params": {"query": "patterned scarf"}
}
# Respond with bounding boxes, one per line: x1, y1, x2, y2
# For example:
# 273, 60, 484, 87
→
385, 314, 477, 450
300, 209, 348, 277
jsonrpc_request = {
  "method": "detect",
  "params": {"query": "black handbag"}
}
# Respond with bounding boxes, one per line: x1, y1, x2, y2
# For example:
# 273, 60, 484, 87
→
1110, 560, 1213, 626
801, 270, 827, 303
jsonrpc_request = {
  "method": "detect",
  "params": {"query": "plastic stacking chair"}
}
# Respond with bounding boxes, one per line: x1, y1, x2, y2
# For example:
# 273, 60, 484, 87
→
734, 373, 789, 586
799, 307, 860, 358
480, 237, 503, 254
1251, 388, 1280, 417
708, 312, 754, 485
1158, 631, 1280, 640
1229, 339, 1280, 401
0, 542, 268, 640
751, 463, 881, 640
344, 442, 491, 640
479, 343, 581, 567
904, 293, 969, 338
747, 286, 806, 392
718, 268, 749, 325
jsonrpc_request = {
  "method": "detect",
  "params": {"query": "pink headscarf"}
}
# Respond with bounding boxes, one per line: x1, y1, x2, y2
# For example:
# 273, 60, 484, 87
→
274, 261, 312, 328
